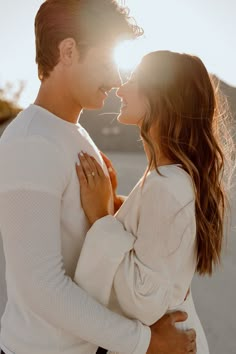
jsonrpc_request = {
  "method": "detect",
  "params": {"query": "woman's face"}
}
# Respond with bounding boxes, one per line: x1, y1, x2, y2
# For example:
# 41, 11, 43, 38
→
116, 72, 147, 126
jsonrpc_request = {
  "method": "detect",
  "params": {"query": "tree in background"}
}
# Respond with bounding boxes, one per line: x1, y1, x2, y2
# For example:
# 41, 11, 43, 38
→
0, 81, 24, 124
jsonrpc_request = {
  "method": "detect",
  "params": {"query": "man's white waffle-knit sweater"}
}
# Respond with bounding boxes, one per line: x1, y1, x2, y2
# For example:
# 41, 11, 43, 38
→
0, 104, 150, 354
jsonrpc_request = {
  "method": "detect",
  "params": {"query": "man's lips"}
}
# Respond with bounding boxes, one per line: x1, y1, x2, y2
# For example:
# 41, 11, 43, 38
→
99, 87, 111, 96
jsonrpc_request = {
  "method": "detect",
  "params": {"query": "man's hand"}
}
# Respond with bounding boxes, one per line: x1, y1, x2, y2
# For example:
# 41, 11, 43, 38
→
147, 311, 196, 354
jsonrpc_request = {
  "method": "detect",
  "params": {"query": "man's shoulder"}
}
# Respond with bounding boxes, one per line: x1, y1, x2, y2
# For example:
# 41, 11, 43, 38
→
1, 105, 72, 155
0, 133, 72, 195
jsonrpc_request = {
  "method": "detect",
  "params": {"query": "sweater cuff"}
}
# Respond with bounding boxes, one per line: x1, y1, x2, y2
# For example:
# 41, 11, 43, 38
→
87, 215, 135, 261
132, 323, 151, 354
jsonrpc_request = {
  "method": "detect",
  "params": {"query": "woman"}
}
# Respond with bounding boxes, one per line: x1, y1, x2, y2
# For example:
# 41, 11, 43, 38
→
74, 51, 234, 353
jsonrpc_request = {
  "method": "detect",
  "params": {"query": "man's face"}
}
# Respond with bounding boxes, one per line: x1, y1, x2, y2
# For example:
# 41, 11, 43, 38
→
67, 44, 122, 110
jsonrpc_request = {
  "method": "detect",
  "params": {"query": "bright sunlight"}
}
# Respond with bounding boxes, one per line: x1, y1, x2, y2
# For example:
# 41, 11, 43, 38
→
114, 39, 149, 72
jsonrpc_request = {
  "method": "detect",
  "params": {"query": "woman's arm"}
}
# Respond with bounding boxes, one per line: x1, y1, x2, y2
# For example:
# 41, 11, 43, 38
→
75, 165, 195, 326
100, 151, 127, 212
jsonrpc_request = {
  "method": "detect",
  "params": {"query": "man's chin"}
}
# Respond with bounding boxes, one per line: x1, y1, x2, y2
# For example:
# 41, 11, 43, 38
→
84, 100, 105, 111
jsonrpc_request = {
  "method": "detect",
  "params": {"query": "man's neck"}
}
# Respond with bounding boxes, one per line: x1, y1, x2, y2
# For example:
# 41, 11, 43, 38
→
34, 80, 82, 124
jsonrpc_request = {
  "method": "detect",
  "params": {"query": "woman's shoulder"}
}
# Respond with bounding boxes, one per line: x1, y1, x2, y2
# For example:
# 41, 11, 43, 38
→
143, 165, 195, 207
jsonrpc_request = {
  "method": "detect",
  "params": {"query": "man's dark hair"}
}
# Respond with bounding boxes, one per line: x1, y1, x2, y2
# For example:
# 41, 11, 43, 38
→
35, 0, 143, 80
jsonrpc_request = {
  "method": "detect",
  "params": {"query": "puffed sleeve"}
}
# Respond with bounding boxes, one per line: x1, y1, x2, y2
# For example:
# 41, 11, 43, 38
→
75, 176, 195, 325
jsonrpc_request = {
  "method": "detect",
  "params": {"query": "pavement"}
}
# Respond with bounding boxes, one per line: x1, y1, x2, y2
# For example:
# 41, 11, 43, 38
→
0, 151, 235, 353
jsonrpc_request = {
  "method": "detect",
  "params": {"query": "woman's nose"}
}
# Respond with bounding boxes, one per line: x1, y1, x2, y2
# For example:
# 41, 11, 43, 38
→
116, 84, 125, 98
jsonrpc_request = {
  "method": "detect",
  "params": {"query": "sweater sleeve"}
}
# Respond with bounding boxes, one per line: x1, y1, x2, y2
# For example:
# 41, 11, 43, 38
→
75, 176, 195, 326
0, 138, 150, 354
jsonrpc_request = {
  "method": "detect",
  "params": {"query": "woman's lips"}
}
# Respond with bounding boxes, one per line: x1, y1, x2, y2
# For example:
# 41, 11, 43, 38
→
120, 105, 127, 112
120, 99, 128, 110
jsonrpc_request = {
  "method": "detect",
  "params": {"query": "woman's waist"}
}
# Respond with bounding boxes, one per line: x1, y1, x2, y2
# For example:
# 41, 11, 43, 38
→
167, 291, 202, 332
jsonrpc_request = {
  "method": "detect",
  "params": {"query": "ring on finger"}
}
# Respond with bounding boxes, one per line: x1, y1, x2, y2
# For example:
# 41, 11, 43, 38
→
87, 171, 95, 177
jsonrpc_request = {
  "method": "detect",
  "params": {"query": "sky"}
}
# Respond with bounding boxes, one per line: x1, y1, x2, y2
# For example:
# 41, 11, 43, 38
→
0, 0, 236, 108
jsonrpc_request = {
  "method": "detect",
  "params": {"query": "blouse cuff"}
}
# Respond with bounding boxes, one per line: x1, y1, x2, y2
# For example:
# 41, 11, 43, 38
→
132, 322, 151, 354
87, 215, 135, 261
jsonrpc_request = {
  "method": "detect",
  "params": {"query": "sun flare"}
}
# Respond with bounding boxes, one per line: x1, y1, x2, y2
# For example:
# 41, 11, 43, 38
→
114, 39, 148, 72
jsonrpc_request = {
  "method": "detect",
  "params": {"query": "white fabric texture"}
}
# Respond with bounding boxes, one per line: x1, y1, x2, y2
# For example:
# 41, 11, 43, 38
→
75, 166, 209, 353
0, 105, 150, 354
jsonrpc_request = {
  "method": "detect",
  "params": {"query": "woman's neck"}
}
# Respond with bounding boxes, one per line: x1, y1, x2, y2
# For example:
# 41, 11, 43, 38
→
143, 142, 174, 169
150, 157, 175, 170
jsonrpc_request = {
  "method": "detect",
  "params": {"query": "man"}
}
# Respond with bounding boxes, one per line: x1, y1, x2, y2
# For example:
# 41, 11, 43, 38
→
0, 1, 196, 353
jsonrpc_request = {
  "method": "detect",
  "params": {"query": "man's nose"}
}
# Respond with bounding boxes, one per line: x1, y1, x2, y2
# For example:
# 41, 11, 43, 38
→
116, 85, 123, 98
110, 68, 122, 88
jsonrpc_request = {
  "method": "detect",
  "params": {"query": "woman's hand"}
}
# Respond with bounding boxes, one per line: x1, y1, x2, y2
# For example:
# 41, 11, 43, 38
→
76, 152, 112, 225
100, 151, 124, 212
100, 151, 118, 192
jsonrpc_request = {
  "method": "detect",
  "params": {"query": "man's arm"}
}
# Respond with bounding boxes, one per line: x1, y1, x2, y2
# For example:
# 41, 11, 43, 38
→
0, 138, 150, 354
148, 312, 196, 354
0, 189, 150, 353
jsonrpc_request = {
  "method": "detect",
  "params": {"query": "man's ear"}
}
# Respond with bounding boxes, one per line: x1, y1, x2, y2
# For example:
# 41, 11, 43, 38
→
58, 38, 79, 66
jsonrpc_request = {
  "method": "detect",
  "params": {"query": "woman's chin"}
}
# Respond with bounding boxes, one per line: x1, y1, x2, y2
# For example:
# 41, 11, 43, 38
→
117, 112, 131, 125
117, 114, 141, 127
117, 113, 126, 124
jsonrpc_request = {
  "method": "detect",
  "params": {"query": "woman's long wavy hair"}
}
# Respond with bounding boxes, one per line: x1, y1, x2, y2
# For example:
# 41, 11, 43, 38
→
137, 51, 235, 275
